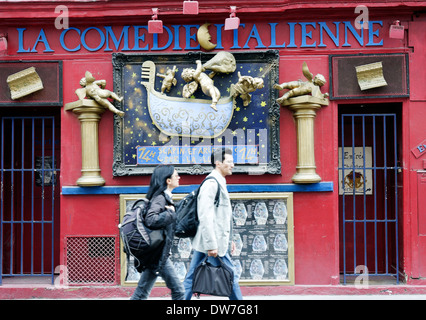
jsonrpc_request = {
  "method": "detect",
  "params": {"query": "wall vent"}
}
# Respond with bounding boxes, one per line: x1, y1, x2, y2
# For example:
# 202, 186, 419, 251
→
65, 236, 118, 285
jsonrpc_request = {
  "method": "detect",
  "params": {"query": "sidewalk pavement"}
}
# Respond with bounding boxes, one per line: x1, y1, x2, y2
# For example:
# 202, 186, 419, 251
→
2, 278, 426, 300
148, 294, 426, 300
25, 294, 426, 300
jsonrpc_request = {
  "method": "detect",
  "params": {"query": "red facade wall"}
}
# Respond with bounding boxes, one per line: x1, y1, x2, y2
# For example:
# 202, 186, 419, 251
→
56, 36, 340, 285
1, 1, 425, 286
406, 14, 426, 281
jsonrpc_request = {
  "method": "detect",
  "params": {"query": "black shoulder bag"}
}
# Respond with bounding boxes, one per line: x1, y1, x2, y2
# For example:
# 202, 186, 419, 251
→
192, 256, 234, 297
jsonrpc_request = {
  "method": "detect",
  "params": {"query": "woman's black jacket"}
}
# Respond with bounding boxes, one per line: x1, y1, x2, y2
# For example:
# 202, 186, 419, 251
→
142, 191, 176, 273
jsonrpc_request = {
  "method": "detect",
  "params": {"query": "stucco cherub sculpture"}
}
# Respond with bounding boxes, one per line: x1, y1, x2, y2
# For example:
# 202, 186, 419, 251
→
157, 65, 177, 94
181, 60, 221, 111
181, 52, 236, 112
274, 62, 329, 105
76, 71, 125, 117
231, 72, 264, 107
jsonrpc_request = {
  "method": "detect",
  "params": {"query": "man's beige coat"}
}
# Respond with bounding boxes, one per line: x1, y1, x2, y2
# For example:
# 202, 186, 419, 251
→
192, 169, 232, 257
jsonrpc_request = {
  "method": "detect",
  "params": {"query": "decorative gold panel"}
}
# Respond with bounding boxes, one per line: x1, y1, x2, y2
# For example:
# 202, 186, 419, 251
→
7, 67, 44, 100
355, 61, 388, 91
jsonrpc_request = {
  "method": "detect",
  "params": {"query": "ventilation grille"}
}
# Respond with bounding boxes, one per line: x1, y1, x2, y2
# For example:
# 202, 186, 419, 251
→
65, 236, 117, 285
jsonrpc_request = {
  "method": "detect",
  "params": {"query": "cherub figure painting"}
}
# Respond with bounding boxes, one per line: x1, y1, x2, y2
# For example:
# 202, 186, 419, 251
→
181, 60, 221, 111
157, 65, 177, 94
76, 71, 125, 117
274, 62, 328, 104
231, 72, 264, 107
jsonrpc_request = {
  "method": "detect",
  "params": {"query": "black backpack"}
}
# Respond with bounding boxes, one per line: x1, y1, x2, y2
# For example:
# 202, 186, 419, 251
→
175, 176, 220, 238
119, 198, 165, 271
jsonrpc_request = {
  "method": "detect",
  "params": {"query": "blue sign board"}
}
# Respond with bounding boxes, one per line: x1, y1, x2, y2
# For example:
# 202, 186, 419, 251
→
137, 145, 258, 165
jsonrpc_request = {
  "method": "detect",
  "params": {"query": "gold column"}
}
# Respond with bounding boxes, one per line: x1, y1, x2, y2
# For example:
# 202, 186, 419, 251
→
284, 96, 328, 184
65, 99, 106, 186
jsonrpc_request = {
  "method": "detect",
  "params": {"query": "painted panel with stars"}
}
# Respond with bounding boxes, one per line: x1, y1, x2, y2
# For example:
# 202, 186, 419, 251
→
112, 51, 281, 175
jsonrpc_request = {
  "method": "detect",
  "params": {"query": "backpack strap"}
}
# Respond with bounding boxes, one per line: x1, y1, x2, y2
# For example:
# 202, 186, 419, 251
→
132, 198, 150, 219
202, 176, 221, 207
131, 198, 148, 210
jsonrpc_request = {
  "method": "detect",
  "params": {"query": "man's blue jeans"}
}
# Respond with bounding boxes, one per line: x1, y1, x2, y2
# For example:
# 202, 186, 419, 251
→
130, 258, 184, 300
183, 250, 243, 300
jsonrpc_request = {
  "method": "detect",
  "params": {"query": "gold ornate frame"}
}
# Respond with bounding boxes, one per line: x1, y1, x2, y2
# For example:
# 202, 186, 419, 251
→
119, 192, 294, 287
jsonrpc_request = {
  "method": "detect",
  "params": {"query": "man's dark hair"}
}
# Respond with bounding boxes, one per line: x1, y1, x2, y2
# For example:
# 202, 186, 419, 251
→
211, 148, 232, 168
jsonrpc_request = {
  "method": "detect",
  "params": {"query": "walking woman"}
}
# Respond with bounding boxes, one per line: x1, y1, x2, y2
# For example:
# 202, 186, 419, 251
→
131, 165, 184, 300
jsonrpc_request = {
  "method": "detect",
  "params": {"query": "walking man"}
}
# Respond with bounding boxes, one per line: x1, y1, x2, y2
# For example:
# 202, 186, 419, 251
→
183, 148, 243, 300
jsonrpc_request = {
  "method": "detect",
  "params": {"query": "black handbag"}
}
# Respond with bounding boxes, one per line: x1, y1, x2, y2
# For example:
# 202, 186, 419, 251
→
192, 256, 234, 297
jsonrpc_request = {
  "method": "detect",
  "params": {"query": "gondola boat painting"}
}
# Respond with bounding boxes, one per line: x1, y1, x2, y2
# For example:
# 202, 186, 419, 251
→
141, 60, 235, 138
112, 51, 281, 176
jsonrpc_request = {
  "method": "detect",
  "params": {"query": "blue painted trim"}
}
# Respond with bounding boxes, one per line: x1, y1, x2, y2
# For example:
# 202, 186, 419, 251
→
61, 182, 333, 195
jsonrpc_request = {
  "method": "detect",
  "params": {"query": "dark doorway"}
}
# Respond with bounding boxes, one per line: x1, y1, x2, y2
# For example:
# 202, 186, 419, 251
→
0, 108, 60, 285
339, 103, 403, 284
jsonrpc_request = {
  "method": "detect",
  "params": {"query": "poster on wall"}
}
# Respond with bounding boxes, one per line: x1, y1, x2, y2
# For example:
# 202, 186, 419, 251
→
338, 147, 373, 195
112, 51, 281, 175
119, 193, 294, 286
